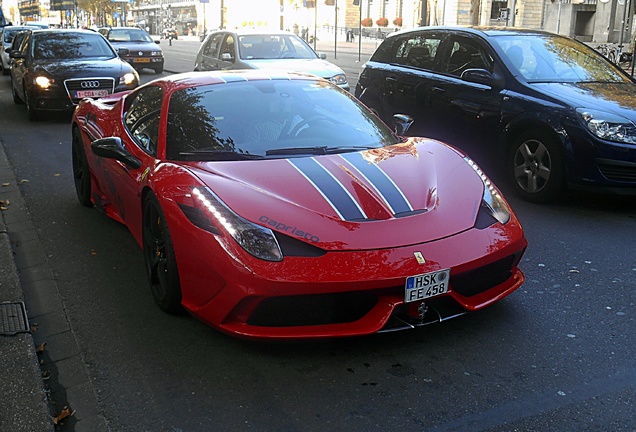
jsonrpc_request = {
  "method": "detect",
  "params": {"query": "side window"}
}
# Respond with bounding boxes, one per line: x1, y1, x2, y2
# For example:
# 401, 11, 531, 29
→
124, 86, 163, 156
219, 35, 235, 60
441, 37, 494, 77
393, 33, 443, 70
203, 33, 223, 56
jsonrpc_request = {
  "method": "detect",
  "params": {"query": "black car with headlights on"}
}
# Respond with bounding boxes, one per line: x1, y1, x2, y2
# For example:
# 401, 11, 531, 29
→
355, 26, 636, 202
98, 27, 164, 74
10, 28, 139, 121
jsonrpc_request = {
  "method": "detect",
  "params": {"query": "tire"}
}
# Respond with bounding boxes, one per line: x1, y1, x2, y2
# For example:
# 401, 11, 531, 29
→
12, 81, 23, 104
508, 130, 564, 203
142, 192, 183, 314
72, 127, 93, 207
25, 87, 40, 121
154, 66, 163, 74
1, 64, 8, 76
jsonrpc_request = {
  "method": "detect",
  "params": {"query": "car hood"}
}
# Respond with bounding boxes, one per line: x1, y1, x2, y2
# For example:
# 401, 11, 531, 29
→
184, 139, 487, 251
243, 58, 345, 79
533, 81, 636, 119
33, 57, 132, 77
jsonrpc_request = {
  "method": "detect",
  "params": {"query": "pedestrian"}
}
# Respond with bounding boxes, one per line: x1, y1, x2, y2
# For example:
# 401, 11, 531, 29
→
301, 27, 308, 41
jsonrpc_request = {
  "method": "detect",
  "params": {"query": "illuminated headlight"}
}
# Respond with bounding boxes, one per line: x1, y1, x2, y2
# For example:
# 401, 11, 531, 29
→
465, 157, 511, 225
576, 108, 636, 145
192, 187, 283, 262
34, 76, 52, 89
328, 74, 348, 86
120, 73, 137, 86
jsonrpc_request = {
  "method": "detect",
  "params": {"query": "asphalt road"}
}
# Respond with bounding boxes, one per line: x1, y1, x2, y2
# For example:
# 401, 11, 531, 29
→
0, 41, 635, 431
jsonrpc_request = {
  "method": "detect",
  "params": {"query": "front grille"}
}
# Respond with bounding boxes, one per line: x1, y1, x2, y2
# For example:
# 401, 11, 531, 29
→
450, 254, 519, 297
597, 158, 636, 182
64, 77, 116, 103
248, 292, 379, 327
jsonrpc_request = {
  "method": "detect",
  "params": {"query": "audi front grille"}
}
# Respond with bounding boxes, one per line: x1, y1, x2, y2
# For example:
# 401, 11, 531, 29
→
64, 77, 116, 104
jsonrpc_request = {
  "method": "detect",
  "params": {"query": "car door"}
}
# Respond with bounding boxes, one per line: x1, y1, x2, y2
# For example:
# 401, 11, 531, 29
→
424, 32, 505, 153
381, 29, 446, 137
94, 85, 163, 226
196, 32, 224, 71
10, 31, 31, 101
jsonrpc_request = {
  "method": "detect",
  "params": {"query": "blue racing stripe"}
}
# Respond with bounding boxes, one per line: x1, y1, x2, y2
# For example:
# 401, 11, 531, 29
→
341, 153, 413, 214
289, 158, 366, 221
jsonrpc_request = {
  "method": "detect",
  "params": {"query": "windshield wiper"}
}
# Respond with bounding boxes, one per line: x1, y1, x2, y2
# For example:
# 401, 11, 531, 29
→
266, 145, 376, 156
178, 150, 263, 161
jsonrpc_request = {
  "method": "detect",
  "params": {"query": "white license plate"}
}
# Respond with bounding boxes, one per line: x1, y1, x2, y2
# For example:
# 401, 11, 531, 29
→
75, 90, 109, 98
405, 269, 450, 302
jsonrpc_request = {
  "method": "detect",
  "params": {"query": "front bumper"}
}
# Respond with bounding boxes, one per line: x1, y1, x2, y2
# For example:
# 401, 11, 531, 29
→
168, 202, 527, 340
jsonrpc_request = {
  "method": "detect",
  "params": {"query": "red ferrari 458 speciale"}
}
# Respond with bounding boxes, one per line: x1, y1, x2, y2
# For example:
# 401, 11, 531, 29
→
71, 70, 527, 340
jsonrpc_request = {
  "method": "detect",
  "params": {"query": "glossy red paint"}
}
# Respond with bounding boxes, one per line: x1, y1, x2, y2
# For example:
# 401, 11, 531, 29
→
71, 70, 528, 340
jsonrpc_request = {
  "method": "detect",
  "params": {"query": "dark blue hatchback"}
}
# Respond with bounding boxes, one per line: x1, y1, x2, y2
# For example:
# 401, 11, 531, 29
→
355, 26, 636, 202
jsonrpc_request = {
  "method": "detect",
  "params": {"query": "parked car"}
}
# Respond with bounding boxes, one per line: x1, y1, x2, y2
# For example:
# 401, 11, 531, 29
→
0, 25, 38, 75
70, 69, 527, 339
355, 26, 636, 202
195, 30, 350, 91
10, 28, 139, 120
98, 26, 164, 73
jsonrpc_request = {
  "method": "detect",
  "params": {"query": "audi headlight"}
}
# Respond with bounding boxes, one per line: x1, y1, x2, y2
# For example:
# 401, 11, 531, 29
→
120, 73, 137, 86
191, 187, 283, 262
34, 76, 53, 89
465, 157, 511, 225
328, 73, 348, 86
576, 108, 636, 145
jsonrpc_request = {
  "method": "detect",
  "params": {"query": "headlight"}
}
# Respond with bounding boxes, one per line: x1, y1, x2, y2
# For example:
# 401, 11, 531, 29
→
34, 76, 52, 89
151, 51, 162, 56
465, 157, 511, 225
192, 187, 283, 262
328, 73, 348, 86
576, 108, 636, 145
120, 73, 137, 86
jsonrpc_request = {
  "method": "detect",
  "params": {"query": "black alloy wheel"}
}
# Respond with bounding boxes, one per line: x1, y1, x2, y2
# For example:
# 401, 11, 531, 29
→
509, 130, 564, 203
142, 192, 183, 314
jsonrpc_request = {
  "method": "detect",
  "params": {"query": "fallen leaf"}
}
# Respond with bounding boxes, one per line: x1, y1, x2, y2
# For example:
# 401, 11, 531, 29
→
42, 370, 51, 380
52, 406, 75, 425
36, 342, 46, 353
20, 179, 29, 183
30, 323, 39, 333
54, 173, 61, 177
2, 183, 9, 187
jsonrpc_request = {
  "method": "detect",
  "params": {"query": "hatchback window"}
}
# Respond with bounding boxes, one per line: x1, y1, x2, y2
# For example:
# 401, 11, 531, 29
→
393, 34, 443, 70
442, 37, 494, 76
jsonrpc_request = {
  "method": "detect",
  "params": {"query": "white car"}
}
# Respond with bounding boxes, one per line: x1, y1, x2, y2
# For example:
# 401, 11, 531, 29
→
1, 25, 38, 75
194, 30, 349, 91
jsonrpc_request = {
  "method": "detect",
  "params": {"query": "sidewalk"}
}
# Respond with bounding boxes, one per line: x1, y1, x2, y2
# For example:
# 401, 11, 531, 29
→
0, 143, 54, 431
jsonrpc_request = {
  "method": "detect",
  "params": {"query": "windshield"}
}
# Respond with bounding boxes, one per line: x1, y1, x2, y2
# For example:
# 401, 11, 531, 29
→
108, 28, 153, 43
238, 34, 317, 60
493, 34, 630, 83
166, 79, 398, 161
33, 32, 115, 60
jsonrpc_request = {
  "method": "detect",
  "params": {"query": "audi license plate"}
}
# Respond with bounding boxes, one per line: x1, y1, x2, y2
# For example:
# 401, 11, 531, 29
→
75, 90, 109, 98
134, 58, 150, 63
405, 269, 450, 302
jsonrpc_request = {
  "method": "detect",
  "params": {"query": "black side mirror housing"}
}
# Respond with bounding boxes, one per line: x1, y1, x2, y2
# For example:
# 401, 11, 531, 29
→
91, 137, 141, 169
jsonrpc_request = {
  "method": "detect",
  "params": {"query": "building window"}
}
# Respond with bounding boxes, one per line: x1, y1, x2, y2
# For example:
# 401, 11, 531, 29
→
491, 0, 508, 20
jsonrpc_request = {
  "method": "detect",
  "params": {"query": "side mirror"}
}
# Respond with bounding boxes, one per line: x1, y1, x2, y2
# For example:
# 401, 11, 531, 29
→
392, 114, 414, 136
91, 137, 142, 169
155, 40, 160, 45
318, 53, 327, 60
220, 52, 233, 61
461, 68, 504, 89
118, 48, 130, 57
